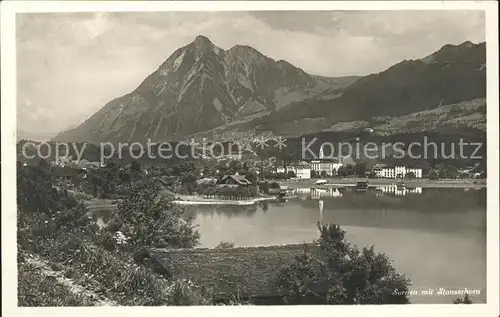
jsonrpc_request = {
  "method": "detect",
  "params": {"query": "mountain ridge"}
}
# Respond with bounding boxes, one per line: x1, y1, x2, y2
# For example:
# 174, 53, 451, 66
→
243, 40, 486, 136
54, 37, 485, 143
55, 35, 356, 143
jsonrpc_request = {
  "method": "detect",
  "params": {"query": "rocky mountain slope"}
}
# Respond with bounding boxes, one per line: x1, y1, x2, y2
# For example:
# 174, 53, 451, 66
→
54, 35, 358, 143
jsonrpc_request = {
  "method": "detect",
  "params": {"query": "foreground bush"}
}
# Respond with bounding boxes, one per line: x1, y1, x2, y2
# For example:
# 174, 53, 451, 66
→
453, 294, 473, 304
116, 180, 200, 249
277, 224, 411, 305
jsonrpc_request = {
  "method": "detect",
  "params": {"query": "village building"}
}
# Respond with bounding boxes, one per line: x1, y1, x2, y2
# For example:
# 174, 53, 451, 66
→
285, 165, 296, 174
216, 172, 253, 187
79, 159, 102, 170
52, 156, 73, 167
157, 176, 180, 188
196, 177, 218, 185
135, 244, 324, 304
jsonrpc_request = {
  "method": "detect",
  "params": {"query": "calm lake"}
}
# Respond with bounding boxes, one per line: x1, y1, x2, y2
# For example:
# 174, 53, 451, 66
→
183, 186, 487, 304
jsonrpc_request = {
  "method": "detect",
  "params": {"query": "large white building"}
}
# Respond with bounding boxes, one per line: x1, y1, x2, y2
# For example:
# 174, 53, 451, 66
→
280, 162, 311, 179
373, 165, 422, 179
295, 162, 311, 179
309, 147, 343, 176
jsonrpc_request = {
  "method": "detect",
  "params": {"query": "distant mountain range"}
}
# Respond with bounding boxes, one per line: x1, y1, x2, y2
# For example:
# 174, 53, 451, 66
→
17, 130, 59, 142
54, 36, 486, 143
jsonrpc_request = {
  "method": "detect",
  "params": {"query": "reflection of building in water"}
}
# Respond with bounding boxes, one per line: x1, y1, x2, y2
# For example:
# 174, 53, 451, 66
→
375, 185, 422, 196
310, 188, 343, 199
289, 187, 343, 200
290, 188, 311, 195
318, 199, 324, 222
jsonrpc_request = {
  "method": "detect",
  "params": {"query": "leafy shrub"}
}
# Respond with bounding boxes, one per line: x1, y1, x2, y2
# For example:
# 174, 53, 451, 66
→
215, 241, 234, 249
117, 180, 200, 249
164, 279, 213, 306
453, 294, 473, 304
115, 266, 170, 305
277, 224, 411, 305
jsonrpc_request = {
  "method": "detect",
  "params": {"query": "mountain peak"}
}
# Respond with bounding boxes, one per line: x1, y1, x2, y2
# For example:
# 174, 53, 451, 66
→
194, 35, 213, 46
189, 35, 224, 56
459, 40, 474, 48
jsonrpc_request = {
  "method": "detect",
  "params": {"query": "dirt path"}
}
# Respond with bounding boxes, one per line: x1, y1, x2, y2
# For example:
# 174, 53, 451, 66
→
23, 253, 117, 306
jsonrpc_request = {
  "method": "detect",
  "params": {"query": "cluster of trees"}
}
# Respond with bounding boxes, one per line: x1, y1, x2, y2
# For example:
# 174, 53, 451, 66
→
258, 181, 280, 194
261, 171, 295, 180
17, 160, 78, 214
30, 159, 145, 200
156, 159, 260, 195
35, 156, 269, 198
311, 170, 328, 178
336, 164, 364, 177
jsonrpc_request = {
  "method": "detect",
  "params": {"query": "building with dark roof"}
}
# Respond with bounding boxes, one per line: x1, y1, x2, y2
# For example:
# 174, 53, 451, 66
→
216, 173, 253, 187
135, 244, 323, 304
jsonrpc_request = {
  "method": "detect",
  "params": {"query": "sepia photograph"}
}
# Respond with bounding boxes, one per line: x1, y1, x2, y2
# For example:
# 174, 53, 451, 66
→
1, 1, 499, 316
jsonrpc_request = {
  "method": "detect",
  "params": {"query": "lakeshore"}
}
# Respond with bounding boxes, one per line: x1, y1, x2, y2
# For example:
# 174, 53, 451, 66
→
278, 178, 487, 189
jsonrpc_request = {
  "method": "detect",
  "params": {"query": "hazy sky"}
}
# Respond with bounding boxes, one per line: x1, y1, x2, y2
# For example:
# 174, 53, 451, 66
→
17, 10, 485, 133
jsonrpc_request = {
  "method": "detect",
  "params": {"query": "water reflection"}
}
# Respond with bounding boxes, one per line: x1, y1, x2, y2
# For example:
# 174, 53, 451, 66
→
186, 188, 486, 304
290, 186, 423, 199
260, 201, 269, 212
287, 186, 486, 214
375, 185, 423, 196
185, 204, 259, 219
290, 187, 344, 199
318, 199, 324, 223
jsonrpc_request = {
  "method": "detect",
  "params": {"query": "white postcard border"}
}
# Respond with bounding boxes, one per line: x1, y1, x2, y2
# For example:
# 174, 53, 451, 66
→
1, 1, 498, 317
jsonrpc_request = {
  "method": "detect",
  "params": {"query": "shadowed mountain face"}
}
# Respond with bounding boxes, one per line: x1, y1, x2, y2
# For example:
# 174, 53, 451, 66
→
252, 41, 486, 134
54, 37, 485, 143
54, 35, 357, 143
